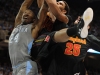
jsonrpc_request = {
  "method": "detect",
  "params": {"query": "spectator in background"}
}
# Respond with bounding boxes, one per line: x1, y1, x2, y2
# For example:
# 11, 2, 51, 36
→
8, 71, 12, 75
0, 69, 3, 75
0, 20, 3, 27
0, 26, 6, 41
0, 62, 12, 75
2, 22, 8, 30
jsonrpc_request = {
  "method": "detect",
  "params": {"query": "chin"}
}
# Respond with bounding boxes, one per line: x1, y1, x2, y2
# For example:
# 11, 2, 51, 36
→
22, 19, 33, 25
22, 21, 29, 25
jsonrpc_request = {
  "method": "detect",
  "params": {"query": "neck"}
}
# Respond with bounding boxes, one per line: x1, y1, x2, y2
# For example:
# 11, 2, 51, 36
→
21, 21, 33, 25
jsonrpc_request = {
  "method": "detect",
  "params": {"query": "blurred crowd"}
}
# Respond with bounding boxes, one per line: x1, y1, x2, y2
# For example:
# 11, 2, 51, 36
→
0, 62, 12, 75
0, 0, 18, 41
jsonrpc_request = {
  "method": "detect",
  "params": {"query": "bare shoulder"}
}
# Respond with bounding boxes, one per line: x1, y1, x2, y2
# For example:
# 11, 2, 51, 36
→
31, 19, 39, 30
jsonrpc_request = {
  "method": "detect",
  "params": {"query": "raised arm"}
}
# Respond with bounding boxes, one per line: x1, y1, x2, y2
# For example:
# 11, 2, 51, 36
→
15, 0, 34, 27
37, 0, 44, 8
45, 0, 69, 24
31, 1, 48, 39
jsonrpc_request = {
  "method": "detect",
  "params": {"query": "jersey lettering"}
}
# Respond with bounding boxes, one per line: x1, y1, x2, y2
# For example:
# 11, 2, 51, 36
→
9, 33, 19, 43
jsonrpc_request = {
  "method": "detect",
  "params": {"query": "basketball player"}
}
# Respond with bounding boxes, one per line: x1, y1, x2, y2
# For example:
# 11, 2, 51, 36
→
31, 0, 89, 74
37, 0, 89, 38
36, 8, 100, 75
31, 0, 71, 74
37, 0, 70, 30
8, 0, 48, 75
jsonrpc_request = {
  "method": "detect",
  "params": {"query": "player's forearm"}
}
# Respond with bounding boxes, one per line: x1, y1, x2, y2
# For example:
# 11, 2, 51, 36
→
33, 1, 48, 34
45, 0, 68, 24
45, 0, 59, 17
45, 0, 56, 4
37, 1, 48, 28
22, 0, 34, 8
37, 0, 44, 8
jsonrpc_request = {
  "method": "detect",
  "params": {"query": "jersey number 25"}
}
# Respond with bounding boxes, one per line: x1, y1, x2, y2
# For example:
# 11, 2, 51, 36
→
64, 42, 81, 56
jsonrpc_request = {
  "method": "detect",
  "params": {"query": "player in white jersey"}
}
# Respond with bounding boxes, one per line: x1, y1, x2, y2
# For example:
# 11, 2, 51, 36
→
9, 0, 48, 75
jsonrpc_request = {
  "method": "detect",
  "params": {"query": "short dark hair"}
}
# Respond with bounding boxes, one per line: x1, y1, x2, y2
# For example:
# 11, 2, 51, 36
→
62, 0, 70, 15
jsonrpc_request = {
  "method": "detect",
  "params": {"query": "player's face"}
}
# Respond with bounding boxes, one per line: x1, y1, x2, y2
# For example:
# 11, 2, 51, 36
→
57, 1, 66, 12
22, 9, 35, 25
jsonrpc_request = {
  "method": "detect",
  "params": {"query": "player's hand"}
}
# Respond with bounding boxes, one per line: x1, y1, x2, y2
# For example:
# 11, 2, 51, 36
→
74, 16, 81, 25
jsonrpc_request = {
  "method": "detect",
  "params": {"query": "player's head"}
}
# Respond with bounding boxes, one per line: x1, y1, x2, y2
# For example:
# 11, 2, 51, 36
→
57, 0, 70, 15
22, 9, 36, 25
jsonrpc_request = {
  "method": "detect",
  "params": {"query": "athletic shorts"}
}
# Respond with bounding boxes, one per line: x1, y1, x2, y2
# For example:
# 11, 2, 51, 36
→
12, 60, 38, 75
47, 59, 86, 75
